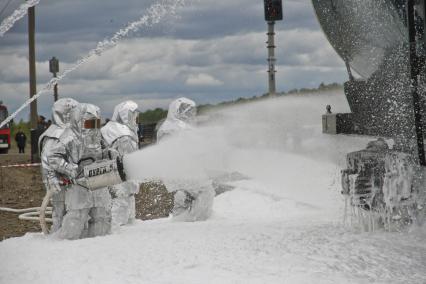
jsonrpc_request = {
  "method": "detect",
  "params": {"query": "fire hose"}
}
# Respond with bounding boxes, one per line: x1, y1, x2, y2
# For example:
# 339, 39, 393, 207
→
39, 190, 53, 234
0, 205, 52, 222
0, 163, 53, 234
0, 197, 53, 234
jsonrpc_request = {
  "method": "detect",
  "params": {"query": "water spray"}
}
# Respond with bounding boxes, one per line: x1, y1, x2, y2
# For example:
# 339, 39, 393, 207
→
0, 0, 40, 37
0, 0, 186, 129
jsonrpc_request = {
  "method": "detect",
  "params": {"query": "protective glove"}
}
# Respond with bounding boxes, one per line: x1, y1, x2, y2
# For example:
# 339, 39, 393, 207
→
64, 163, 79, 179
47, 179, 62, 194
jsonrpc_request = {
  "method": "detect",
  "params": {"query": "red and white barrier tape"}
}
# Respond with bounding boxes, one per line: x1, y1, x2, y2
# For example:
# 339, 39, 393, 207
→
0, 163, 41, 168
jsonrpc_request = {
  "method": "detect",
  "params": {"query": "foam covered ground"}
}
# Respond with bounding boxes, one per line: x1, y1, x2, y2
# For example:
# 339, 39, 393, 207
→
1, 92, 425, 283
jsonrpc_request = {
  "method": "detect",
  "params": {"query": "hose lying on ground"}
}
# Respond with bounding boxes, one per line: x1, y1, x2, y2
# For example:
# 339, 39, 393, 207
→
0, 206, 52, 219
0, 206, 52, 220
0, 190, 53, 235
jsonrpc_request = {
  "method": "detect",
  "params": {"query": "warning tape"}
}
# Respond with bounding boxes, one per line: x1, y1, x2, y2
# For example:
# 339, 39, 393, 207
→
0, 163, 41, 168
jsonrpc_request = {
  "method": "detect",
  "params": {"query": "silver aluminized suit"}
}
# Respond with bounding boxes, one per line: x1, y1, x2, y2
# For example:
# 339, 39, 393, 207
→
156, 97, 197, 141
157, 97, 215, 222
101, 101, 140, 228
47, 103, 111, 240
39, 98, 79, 232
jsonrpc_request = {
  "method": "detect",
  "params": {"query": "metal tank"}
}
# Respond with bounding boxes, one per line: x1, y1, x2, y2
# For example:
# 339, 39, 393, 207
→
312, 0, 408, 79
313, 1, 426, 229
312, 0, 426, 139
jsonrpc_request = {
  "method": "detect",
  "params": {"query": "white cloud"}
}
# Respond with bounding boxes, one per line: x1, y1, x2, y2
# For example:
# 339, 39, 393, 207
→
185, 73, 224, 87
0, 0, 345, 121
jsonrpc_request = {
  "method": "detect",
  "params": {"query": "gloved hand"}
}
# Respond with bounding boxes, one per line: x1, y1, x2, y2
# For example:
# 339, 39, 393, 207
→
64, 163, 79, 179
47, 179, 62, 194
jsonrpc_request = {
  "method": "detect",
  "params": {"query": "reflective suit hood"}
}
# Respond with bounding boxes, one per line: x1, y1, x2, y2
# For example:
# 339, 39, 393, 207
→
101, 101, 139, 146
38, 98, 79, 152
166, 97, 196, 124
156, 97, 196, 141
70, 103, 102, 147
52, 98, 79, 128
111, 100, 139, 133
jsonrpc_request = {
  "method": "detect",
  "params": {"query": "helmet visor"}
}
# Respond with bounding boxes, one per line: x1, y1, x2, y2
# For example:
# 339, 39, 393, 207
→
178, 103, 196, 120
83, 119, 101, 129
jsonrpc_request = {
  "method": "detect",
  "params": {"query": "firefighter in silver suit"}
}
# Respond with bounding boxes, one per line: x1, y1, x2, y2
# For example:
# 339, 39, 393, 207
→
39, 98, 79, 233
101, 100, 140, 228
47, 103, 111, 239
157, 97, 215, 222
156, 97, 197, 141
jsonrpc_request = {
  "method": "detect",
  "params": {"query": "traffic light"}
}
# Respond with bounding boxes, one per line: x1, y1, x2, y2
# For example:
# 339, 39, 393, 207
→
264, 0, 283, 21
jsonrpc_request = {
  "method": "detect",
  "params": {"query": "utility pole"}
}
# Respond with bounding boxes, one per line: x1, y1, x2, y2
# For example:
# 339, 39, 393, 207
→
28, 3, 38, 162
267, 21, 276, 96
49, 57, 59, 102
264, 0, 283, 96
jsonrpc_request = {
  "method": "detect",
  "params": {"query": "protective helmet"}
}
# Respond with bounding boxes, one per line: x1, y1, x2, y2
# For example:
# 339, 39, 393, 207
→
111, 100, 139, 132
52, 98, 79, 128
167, 97, 196, 123
70, 103, 102, 146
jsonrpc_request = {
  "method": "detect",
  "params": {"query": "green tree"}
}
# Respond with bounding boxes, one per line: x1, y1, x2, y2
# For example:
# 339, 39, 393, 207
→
139, 108, 168, 124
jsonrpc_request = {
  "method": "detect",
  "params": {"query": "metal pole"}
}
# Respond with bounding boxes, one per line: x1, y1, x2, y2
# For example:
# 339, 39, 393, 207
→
407, 0, 426, 166
49, 57, 59, 102
267, 21, 276, 96
53, 73, 58, 102
28, 5, 37, 129
28, 4, 38, 163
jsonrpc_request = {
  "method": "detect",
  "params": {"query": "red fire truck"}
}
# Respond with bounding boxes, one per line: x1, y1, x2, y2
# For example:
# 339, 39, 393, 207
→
0, 101, 11, 154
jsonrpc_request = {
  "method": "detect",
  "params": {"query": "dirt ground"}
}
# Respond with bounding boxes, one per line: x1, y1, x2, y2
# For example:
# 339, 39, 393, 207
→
0, 145, 173, 241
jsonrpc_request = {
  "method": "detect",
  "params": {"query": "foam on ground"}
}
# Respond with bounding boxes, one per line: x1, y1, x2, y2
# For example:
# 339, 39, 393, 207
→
1, 91, 426, 283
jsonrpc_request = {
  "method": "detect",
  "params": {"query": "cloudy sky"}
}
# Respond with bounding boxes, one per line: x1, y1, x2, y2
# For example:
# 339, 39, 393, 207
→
0, 0, 347, 120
